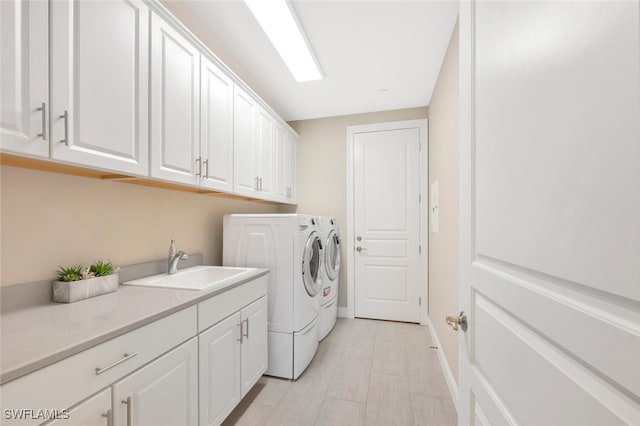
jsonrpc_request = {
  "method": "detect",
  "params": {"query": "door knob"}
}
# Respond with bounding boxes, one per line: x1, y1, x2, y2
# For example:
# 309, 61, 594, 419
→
445, 311, 467, 332
356, 246, 367, 252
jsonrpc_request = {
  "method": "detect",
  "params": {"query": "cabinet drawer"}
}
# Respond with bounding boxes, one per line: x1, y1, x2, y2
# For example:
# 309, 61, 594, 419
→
198, 275, 267, 332
0, 306, 197, 426
45, 388, 111, 426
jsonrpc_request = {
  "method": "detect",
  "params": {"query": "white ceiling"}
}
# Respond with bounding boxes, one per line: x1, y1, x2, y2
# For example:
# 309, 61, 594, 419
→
162, 0, 459, 122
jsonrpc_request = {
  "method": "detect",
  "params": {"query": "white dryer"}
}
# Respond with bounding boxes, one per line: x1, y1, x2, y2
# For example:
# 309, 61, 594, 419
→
223, 214, 323, 380
318, 217, 340, 341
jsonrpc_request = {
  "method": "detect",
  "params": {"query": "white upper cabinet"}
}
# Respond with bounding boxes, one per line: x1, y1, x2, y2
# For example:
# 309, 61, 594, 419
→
274, 125, 298, 203
289, 133, 298, 203
150, 13, 200, 186
233, 85, 259, 197
50, 0, 149, 175
0, 0, 49, 158
200, 56, 234, 192
254, 106, 274, 197
274, 124, 290, 202
2, 0, 297, 204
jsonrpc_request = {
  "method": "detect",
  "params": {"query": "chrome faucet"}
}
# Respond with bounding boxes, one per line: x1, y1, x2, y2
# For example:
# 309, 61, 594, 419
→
168, 239, 188, 275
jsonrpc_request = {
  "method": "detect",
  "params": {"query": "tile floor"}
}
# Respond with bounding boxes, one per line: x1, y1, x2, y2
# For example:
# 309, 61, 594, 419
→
223, 318, 457, 426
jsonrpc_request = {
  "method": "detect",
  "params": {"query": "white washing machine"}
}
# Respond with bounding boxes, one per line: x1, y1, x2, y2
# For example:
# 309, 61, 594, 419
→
318, 217, 340, 341
223, 214, 323, 380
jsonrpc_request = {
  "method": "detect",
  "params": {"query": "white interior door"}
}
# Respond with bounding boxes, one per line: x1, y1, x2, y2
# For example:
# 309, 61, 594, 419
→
458, 2, 640, 424
352, 123, 422, 323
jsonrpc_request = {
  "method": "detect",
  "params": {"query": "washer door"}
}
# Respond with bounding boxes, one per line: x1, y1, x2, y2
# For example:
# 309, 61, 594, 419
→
302, 232, 323, 296
324, 230, 340, 281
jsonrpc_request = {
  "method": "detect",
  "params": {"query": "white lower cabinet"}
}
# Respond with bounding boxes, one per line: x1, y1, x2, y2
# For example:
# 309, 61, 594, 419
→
198, 312, 242, 426
0, 278, 268, 426
112, 338, 199, 426
46, 388, 111, 426
199, 295, 267, 426
240, 297, 268, 397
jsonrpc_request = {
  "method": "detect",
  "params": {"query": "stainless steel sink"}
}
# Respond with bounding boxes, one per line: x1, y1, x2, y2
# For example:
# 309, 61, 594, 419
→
123, 265, 258, 291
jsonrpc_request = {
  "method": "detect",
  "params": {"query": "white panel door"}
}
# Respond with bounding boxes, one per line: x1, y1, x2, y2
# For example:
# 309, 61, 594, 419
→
458, 2, 640, 424
233, 85, 258, 197
200, 56, 233, 192
150, 13, 199, 186
255, 106, 274, 197
48, 388, 111, 426
50, 0, 149, 175
199, 312, 241, 426
113, 338, 198, 426
240, 296, 268, 397
0, 0, 48, 158
353, 126, 421, 322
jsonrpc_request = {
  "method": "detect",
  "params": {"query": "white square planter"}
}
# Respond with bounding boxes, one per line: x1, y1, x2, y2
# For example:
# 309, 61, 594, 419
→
53, 273, 119, 303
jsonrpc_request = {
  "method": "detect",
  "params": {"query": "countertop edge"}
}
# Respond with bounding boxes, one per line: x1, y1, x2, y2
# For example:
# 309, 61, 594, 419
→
0, 268, 269, 385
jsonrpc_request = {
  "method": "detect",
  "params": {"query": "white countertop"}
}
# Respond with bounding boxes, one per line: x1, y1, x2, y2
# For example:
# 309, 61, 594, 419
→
0, 268, 268, 385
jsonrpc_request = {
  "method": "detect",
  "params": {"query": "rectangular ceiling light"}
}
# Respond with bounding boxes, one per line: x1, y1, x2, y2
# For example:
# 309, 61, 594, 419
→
244, 0, 323, 82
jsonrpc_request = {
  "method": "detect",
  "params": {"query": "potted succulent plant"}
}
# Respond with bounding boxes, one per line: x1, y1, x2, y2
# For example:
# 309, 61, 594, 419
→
53, 260, 120, 303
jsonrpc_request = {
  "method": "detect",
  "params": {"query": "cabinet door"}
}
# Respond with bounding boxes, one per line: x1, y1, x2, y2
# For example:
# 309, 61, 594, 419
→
112, 338, 198, 426
273, 124, 289, 202
0, 0, 48, 158
200, 56, 233, 192
198, 312, 242, 426
150, 13, 200, 186
46, 388, 111, 426
233, 85, 258, 197
255, 107, 274, 197
50, 0, 149, 175
289, 134, 298, 203
240, 296, 268, 397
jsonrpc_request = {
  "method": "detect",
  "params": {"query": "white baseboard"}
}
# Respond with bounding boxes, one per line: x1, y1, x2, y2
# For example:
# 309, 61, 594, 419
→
337, 306, 350, 318
426, 316, 459, 409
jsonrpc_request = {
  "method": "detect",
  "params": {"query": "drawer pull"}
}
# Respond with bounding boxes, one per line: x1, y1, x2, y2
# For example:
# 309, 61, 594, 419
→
95, 352, 138, 375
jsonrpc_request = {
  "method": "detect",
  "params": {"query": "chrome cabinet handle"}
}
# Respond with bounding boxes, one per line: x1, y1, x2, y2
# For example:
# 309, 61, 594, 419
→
259, 177, 263, 191
237, 322, 243, 343
446, 311, 468, 332
59, 111, 68, 145
255, 176, 259, 190
243, 318, 249, 339
95, 352, 138, 375
203, 159, 209, 179
121, 397, 132, 426
196, 157, 201, 177
101, 409, 112, 426
37, 102, 46, 140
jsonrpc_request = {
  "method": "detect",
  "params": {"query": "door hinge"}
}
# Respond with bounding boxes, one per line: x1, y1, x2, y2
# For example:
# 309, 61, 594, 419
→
419, 142, 422, 151
419, 297, 422, 306
419, 194, 422, 203
419, 245, 422, 254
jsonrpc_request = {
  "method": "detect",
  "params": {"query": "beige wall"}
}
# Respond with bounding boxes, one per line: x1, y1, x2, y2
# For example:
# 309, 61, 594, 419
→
0, 166, 277, 286
285, 107, 428, 307
428, 19, 459, 383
